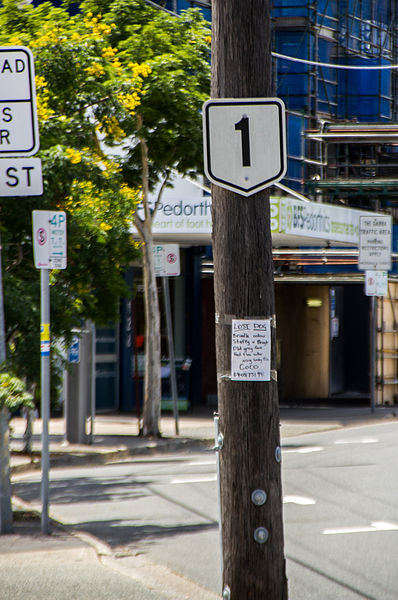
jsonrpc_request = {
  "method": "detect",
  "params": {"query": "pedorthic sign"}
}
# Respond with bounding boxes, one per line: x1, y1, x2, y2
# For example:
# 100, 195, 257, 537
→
202, 98, 287, 196
0, 47, 40, 157
358, 215, 392, 271
32, 211, 67, 270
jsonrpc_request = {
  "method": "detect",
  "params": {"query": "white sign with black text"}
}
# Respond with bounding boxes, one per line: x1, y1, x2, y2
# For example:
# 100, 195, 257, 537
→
0, 157, 42, 196
0, 46, 40, 157
203, 98, 287, 196
359, 215, 392, 271
231, 319, 271, 381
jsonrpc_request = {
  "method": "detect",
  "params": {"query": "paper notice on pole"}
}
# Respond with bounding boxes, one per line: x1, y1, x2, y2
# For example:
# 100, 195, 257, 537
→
231, 319, 271, 381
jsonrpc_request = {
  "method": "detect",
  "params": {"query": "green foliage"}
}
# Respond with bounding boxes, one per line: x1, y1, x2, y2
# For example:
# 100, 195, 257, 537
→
80, 0, 211, 189
0, 0, 210, 395
0, 373, 34, 412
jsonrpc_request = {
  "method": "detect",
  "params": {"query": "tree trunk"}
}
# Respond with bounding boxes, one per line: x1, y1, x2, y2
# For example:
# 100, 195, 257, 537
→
141, 224, 161, 437
0, 407, 13, 534
211, 1, 288, 598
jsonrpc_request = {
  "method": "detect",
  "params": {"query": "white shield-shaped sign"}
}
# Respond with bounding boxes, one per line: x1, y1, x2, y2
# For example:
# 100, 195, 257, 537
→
202, 98, 287, 196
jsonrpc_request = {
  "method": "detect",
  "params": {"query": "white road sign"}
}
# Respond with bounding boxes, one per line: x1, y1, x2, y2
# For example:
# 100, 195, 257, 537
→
0, 157, 42, 196
0, 46, 40, 157
33, 211, 67, 270
358, 215, 392, 271
153, 244, 180, 277
365, 271, 388, 297
202, 98, 287, 196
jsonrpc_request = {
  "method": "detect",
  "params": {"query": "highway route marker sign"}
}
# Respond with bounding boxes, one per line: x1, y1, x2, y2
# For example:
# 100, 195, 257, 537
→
202, 98, 287, 196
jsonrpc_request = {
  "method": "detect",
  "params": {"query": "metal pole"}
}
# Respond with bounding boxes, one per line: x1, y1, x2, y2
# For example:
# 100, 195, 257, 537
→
370, 296, 377, 413
214, 413, 224, 591
162, 276, 179, 435
40, 268, 50, 534
0, 235, 7, 364
89, 321, 96, 444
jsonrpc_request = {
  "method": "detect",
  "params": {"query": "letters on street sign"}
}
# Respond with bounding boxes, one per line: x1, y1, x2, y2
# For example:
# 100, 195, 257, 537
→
358, 215, 392, 271
0, 46, 40, 157
0, 157, 42, 196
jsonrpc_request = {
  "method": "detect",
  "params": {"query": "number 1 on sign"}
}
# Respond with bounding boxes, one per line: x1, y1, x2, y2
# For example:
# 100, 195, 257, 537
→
235, 116, 251, 167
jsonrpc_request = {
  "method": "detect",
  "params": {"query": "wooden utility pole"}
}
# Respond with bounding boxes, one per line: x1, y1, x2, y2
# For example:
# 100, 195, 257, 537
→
211, 1, 288, 598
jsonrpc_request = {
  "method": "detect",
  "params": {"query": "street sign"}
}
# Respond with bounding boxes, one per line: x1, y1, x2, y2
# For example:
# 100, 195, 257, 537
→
32, 211, 67, 270
365, 271, 388, 297
202, 98, 287, 196
153, 244, 180, 277
0, 157, 42, 196
0, 47, 40, 157
358, 215, 392, 271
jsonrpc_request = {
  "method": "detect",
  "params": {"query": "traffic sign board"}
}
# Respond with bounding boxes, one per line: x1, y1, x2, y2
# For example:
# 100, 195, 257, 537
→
365, 271, 388, 297
358, 215, 392, 271
153, 244, 180, 276
0, 157, 42, 195
32, 211, 67, 270
0, 46, 40, 157
202, 98, 287, 196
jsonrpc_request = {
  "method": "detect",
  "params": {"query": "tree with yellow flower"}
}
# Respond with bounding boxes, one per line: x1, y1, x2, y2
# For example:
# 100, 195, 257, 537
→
0, 0, 210, 438
0, 0, 148, 392
79, 0, 211, 436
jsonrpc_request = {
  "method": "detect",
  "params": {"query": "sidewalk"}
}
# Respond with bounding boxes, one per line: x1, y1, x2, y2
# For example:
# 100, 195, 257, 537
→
9, 403, 398, 475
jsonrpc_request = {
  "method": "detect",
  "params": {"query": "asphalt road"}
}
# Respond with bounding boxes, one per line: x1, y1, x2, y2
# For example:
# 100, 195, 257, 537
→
12, 420, 398, 599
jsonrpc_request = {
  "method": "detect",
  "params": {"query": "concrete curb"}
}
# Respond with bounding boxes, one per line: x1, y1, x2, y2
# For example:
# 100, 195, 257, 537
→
11, 437, 213, 476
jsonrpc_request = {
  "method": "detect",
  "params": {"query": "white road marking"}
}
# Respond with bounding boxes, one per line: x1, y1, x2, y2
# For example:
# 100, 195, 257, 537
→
185, 460, 217, 466
323, 521, 398, 535
170, 475, 218, 484
334, 437, 378, 445
283, 495, 316, 505
283, 446, 324, 454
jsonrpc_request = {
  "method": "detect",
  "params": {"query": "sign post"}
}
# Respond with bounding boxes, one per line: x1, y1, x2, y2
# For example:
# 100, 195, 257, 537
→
33, 211, 66, 533
358, 215, 392, 414
153, 244, 181, 434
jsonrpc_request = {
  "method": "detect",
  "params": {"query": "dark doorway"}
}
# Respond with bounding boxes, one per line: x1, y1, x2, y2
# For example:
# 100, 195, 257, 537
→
330, 285, 370, 399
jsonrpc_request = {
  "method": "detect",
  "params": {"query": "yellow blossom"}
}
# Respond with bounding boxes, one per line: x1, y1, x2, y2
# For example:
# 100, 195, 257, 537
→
85, 62, 105, 77
66, 148, 83, 164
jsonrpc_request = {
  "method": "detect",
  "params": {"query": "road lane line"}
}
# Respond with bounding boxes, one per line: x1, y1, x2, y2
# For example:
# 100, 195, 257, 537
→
334, 438, 378, 445
323, 521, 398, 535
283, 446, 324, 454
283, 495, 316, 505
170, 475, 218, 484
